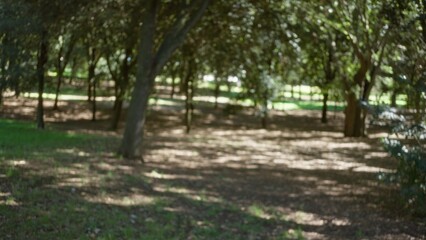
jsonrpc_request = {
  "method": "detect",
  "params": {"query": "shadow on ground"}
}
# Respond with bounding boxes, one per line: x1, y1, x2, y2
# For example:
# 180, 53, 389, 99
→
0, 98, 425, 239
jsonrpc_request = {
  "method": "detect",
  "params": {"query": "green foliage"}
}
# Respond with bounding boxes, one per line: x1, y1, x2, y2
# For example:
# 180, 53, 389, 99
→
369, 105, 426, 216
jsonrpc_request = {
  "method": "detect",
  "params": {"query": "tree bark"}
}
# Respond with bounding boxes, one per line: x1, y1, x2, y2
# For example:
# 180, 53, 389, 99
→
261, 89, 268, 129
118, 0, 158, 159
321, 92, 329, 124
170, 68, 176, 99
53, 37, 75, 110
390, 90, 397, 107
111, 48, 132, 130
36, 30, 48, 129
344, 92, 363, 137
118, 0, 210, 159
214, 77, 220, 109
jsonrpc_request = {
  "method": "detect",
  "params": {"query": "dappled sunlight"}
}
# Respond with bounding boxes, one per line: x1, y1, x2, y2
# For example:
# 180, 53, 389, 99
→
1, 100, 424, 239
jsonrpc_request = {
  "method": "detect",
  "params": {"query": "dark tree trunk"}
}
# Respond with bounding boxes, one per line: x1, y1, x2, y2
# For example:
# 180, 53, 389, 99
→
390, 90, 397, 108
87, 80, 92, 101
119, 0, 158, 159
261, 89, 268, 129
69, 57, 77, 84
53, 71, 63, 110
36, 30, 48, 129
214, 77, 220, 109
170, 69, 176, 99
111, 99, 123, 130
344, 92, 363, 137
0, 87, 3, 107
321, 92, 329, 124
86, 47, 99, 121
290, 85, 294, 99
298, 85, 302, 100
53, 38, 75, 110
92, 77, 96, 121
184, 63, 195, 134
111, 48, 132, 130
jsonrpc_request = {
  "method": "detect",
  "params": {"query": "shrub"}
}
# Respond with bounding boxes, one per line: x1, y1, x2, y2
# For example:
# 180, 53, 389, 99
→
367, 103, 426, 216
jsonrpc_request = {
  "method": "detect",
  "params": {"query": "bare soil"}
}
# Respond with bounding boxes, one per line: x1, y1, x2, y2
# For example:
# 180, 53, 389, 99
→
1, 97, 425, 239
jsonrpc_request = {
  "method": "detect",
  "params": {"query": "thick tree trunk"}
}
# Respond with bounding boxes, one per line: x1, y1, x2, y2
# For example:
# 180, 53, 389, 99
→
118, 72, 154, 159
118, 0, 210, 159
290, 85, 294, 99
321, 92, 329, 124
118, 0, 158, 160
36, 30, 48, 129
344, 92, 363, 137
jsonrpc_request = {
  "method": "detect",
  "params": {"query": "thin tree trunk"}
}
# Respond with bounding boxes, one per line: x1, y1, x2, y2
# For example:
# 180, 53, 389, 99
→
390, 90, 397, 107
36, 30, 48, 129
321, 92, 329, 124
214, 77, 220, 109
87, 79, 92, 101
261, 89, 268, 129
298, 85, 302, 100
69, 57, 77, 84
170, 69, 176, 99
111, 48, 131, 130
92, 77, 96, 121
53, 71, 63, 110
53, 38, 75, 110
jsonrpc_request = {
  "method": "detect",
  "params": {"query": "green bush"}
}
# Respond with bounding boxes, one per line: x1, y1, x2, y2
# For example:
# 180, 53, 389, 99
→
369, 104, 426, 216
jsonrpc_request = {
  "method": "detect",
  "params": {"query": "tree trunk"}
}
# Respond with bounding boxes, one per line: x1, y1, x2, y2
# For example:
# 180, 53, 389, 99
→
111, 98, 123, 130
390, 90, 397, 107
290, 85, 294, 99
321, 92, 329, 124
261, 89, 268, 129
53, 71, 63, 110
69, 57, 77, 84
92, 76, 96, 121
170, 70, 176, 99
118, 0, 210, 159
118, 0, 158, 160
298, 85, 302, 100
344, 92, 363, 137
214, 77, 220, 109
36, 30, 48, 129
119, 72, 154, 159
111, 48, 131, 130
87, 80, 92, 101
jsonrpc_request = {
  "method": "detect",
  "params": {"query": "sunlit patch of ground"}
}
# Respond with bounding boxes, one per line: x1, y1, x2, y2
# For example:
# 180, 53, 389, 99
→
0, 97, 425, 239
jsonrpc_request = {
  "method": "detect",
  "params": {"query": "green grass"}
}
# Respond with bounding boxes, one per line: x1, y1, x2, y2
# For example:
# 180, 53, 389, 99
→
0, 119, 106, 160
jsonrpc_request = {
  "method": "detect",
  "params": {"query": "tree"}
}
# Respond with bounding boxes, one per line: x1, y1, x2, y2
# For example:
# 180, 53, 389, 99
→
118, 0, 210, 159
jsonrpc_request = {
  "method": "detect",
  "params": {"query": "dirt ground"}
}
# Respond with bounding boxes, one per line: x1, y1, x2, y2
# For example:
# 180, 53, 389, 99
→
1, 97, 425, 239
